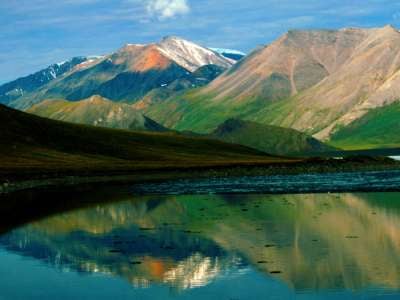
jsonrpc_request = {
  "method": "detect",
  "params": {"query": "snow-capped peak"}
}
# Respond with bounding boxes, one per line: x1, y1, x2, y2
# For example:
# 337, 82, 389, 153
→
157, 36, 234, 72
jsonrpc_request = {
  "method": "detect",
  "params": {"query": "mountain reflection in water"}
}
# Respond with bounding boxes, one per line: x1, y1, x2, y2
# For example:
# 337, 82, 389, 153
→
1, 190, 400, 298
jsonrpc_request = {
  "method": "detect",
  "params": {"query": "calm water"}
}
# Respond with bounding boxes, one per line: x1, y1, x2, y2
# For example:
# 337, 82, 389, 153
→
1, 188, 400, 299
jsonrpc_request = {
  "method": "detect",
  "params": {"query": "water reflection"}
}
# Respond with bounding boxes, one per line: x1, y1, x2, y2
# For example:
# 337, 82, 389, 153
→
1, 191, 400, 297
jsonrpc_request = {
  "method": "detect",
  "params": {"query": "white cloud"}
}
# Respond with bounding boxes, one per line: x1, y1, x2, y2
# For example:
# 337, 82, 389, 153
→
146, 0, 190, 20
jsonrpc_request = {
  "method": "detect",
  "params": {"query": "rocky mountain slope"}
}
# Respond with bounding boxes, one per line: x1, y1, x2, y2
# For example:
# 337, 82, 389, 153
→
267, 25, 400, 140
131, 64, 226, 111
27, 95, 167, 132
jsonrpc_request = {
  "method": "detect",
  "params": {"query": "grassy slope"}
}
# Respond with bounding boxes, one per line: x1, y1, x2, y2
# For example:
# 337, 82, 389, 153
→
143, 74, 302, 135
0, 104, 288, 181
145, 89, 266, 133
27, 96, 167, 132
330, 101, 400, 149
139, 86, 400, 154
210, 119, 335, 156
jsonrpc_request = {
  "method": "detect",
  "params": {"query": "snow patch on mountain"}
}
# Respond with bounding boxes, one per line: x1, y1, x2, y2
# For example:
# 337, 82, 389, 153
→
56, 56, 104, 70
73, 55, 105, 71
210, 48, 246, 56
56, 61, 67, 67
0, 56, 89, 105
86, 55, 106, 60
157, 36, 234, 72
209, 48, 246, 61
49, 69, 57, 79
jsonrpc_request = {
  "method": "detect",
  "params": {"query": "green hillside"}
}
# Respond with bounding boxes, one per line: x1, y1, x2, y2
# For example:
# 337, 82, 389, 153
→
27, 97, 334, 156
210, 119, 335, 156
330, 101, 400, 149
144, 90, 252, 132
27, 96, 167, 132
0, 104, 287, 181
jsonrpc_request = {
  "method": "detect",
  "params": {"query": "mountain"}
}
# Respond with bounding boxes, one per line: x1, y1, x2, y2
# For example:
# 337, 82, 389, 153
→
8, 37, 233, 110
144, 25, 400, 148
200, 28, 367, 105
0, 57, 93, 105
0, 104, 283, 181
209, 48, 246, 61
265, 25, 400, 141
27, 95, 167, 132
210, 119, 335, 156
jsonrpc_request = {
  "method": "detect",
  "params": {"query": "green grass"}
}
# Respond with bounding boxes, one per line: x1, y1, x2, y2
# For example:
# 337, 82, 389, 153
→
145, 90, 275, 134
330, 101, 400, 150
210, 119, 335, 156
147, 85, 400, 153
27, 97, 167, 132
144, 83, 306, 137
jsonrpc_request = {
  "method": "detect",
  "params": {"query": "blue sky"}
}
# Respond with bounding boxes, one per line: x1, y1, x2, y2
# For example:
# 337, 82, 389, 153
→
1, 0, 400, 84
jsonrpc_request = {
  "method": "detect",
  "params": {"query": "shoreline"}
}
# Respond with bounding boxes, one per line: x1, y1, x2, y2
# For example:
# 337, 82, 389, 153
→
131, 170, 400, 195
1, 157, 400, 194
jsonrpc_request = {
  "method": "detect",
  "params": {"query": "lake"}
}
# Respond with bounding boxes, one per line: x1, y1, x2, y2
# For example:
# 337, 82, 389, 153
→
1, 186, 400, 299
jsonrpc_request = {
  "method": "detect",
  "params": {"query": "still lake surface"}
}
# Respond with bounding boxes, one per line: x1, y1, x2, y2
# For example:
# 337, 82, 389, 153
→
1, 186, 400, 299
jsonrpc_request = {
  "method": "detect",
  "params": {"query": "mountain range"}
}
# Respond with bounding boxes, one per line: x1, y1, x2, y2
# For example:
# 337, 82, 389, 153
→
6, 36, 233, 110
2, 26, 400, 154
143, 26, 400, 150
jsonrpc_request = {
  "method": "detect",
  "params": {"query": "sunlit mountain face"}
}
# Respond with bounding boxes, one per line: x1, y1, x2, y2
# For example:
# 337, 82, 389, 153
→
1, 190, 400, 298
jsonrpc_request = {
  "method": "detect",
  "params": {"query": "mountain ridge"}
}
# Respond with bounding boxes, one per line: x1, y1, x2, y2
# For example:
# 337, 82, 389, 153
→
0, 57, 91, 105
